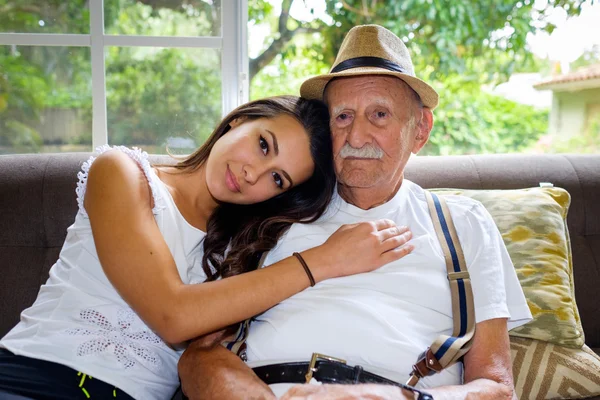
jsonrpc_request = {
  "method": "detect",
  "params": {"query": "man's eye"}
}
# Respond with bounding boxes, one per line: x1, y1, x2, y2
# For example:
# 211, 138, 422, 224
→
272, 172, 283, 189
259, 135, 268, 155
335, 113, 352, 125
376, 111, 387, 118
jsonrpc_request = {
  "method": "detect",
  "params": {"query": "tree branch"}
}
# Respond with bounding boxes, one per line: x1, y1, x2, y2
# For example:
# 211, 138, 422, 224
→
249, 0, 295, 81
249, 27, 296, 81
279, 0, 293, 33
340, 0, 369, 17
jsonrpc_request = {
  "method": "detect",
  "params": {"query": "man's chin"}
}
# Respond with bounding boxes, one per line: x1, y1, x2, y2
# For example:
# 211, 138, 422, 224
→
337, 176, 380, 189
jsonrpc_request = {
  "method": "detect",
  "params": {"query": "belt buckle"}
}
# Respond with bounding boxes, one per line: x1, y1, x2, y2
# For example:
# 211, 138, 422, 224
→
305, 353, 346, 383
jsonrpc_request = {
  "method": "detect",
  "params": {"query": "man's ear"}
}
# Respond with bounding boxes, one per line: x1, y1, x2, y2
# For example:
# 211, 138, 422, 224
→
229, 117, 247, 129
411, 107, 433, 154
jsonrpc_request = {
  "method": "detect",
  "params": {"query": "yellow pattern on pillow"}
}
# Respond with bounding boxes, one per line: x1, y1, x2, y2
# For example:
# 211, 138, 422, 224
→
433, 187, 584, 348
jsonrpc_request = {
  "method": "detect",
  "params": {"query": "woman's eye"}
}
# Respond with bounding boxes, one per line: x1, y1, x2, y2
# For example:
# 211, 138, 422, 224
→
259, 135, 269, 155
272, 172, 283, 189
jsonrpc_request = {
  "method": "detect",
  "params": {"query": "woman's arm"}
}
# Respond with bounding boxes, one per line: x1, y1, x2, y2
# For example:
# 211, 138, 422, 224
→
86, 150, 413, 344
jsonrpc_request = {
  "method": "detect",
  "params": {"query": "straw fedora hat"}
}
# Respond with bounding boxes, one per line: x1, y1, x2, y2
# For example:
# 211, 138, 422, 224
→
300, 24, 439, 109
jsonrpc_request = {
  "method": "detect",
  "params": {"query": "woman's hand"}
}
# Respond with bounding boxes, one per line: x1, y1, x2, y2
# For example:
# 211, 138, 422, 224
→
303, 219, 413, 282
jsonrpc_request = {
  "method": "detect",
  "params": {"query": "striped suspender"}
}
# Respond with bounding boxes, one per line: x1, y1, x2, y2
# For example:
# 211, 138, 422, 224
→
221, 252, 269, 359
407, 192, 476, 386
223, 319, 250, 358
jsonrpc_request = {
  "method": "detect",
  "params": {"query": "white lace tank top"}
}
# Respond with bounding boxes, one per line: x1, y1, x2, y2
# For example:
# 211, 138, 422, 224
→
0, 146, 207, 400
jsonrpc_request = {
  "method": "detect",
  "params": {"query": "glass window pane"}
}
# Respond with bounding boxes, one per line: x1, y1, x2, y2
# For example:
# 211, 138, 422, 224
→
0, 1, 89, 33
106, 47, 221, 154
105, 0, 221, 37
0, 46, 92, 155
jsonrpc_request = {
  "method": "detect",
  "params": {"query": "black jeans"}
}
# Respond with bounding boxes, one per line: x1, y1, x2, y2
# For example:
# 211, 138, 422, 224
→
0, 349, 134, 400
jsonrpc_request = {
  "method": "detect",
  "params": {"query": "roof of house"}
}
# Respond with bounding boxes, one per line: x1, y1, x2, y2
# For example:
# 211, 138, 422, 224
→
534, 64, 600, 91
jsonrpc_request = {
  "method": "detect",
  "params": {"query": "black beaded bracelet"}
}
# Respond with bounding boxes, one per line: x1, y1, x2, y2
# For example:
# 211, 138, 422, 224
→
292, 252, 315, 287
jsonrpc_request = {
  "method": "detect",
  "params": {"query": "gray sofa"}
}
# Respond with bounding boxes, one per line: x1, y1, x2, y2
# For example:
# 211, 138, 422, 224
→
1, 152, 599, 396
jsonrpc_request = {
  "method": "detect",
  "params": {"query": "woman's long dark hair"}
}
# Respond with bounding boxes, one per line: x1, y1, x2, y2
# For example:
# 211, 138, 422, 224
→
172, 96, 335, 281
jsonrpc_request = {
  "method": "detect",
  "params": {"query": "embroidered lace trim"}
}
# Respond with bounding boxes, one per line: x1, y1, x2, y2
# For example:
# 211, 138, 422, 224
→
76, 145, 165, 217
66, 307, 167, 372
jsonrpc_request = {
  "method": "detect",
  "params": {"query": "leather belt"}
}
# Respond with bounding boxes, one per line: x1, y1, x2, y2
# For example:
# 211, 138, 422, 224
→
253, 360, 400, 385
252, 353, 434, 400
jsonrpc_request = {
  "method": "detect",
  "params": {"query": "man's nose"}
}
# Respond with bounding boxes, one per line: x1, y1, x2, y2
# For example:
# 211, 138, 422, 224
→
346, 117, 371, 148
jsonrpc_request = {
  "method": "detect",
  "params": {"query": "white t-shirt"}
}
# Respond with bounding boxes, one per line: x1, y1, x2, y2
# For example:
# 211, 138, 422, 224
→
1, 146, 207, 400
246, 179, 532, 395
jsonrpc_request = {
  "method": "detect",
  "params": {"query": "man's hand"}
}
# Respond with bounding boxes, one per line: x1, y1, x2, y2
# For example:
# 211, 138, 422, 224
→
426, 379, 511, 400
178, 331, 276, 400
280, 384, 414, 400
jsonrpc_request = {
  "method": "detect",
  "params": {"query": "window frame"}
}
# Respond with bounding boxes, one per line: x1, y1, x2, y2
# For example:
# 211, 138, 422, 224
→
0, 0, 249, 150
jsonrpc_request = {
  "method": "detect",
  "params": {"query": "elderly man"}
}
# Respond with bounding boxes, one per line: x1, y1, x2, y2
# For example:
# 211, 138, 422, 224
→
179, 25, 532, 400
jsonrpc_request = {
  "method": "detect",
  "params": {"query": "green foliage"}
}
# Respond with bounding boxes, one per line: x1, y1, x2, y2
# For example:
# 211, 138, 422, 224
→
3, 120, 43, 151
0, 0, 90, 34
105, 47, 221, 148
249, 0, 274, 24
531, 114, 600, 153
424, 76, 548, 155
0, 0, 92, 152
249, 0, 590, 85
250, 34, 329, 99
312, 0, 589, 82
0, 51, 48, 151
105, 0, 217, 36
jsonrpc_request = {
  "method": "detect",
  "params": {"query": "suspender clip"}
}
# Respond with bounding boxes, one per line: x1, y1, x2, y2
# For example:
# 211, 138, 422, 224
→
411, 348, 443, 380
447, 271, 470, 281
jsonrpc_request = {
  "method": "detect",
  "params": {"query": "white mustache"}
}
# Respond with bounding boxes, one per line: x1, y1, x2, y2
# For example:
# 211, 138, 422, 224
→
339, 143, 384, 159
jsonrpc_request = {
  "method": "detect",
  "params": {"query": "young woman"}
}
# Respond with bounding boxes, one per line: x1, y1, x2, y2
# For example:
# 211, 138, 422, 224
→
0, 96, 412, 400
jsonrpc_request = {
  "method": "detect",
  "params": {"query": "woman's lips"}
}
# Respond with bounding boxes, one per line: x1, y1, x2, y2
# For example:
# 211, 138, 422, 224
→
226, 166, 241, 193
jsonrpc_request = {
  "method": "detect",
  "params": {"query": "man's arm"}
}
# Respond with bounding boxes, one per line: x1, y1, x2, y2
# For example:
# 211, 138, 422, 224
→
428, 317, 515, 400
178, 338, 275, 400
280, 318, 515, 400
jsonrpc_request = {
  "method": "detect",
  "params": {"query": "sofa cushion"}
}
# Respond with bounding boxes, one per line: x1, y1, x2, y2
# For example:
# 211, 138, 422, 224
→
511, 336, 600, 400
434, 187, 584, 348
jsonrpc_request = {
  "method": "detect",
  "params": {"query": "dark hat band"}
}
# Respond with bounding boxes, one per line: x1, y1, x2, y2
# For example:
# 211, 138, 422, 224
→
330, 56, 406, 74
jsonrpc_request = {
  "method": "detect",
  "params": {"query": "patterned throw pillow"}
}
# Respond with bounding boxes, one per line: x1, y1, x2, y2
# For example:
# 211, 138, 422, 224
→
511, 337, 600, 400
432, 187, 584, 348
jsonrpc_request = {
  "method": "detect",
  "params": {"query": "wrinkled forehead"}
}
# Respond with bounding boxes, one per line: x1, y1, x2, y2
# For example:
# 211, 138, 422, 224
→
329, 98, 393, 116
324, 75, 412, 110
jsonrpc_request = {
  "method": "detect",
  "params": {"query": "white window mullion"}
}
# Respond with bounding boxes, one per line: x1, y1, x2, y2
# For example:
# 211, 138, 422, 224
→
0, 33, 90, 46
238, 0, 249, 106
90, 0, 108, 148
103, 35, 221, 48
221, 0, 249, 116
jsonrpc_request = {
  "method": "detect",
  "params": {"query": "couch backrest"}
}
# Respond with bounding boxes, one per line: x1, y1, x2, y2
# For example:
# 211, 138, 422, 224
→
1, 153, 598, 349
